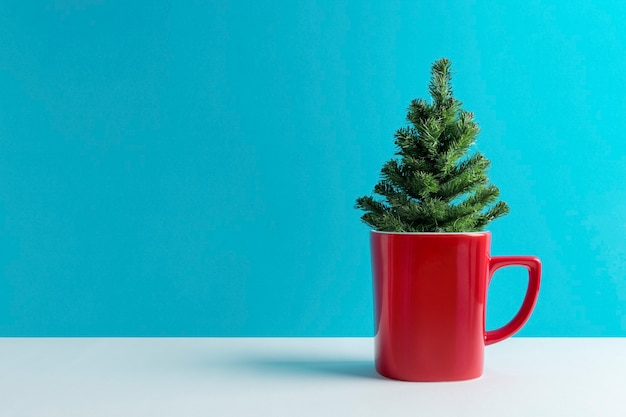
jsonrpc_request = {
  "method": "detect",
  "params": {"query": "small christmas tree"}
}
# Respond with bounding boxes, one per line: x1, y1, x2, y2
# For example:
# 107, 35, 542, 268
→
356, 58, 509, 232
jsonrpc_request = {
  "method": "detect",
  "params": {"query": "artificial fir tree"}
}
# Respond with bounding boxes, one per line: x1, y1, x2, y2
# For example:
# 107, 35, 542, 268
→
356, 58, 509, 232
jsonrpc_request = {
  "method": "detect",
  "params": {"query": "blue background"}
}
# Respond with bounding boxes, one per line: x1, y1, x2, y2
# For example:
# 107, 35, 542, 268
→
1, 1, 625, 336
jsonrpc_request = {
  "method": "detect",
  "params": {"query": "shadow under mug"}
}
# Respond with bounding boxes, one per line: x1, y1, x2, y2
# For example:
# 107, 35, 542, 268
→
370, 231, 541, 382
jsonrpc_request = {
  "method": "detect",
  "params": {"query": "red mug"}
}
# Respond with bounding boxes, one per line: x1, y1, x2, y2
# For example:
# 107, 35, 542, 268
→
371, 231, 541, 381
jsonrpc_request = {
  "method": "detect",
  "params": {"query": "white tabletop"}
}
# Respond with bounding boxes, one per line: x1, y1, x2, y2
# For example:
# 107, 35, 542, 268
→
1, 337, 624, 416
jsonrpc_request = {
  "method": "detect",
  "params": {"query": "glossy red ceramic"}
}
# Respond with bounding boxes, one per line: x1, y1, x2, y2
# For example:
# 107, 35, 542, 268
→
371, 231, 541, 381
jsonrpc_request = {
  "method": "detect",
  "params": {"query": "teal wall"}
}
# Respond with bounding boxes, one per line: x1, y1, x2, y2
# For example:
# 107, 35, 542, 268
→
1, 1, 625, 336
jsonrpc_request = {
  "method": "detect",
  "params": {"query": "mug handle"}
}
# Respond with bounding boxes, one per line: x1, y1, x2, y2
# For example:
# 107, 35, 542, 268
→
484, 256, 542, 346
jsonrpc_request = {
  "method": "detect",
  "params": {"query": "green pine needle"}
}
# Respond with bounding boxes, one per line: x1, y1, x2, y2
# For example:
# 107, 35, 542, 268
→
356, 58, 509, 232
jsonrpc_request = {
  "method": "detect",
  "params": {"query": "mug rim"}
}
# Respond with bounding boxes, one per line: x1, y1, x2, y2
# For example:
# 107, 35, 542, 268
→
370, 230, 490, 236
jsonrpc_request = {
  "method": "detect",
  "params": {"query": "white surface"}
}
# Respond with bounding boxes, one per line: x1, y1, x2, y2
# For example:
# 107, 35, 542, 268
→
0, 337, 625, 416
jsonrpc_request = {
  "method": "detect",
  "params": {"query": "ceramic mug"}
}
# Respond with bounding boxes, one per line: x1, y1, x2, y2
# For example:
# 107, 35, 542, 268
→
370, 231, 541, 382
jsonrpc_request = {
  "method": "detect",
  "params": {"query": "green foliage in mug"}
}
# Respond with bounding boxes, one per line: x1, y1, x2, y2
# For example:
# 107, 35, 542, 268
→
356, 58, 509, 232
